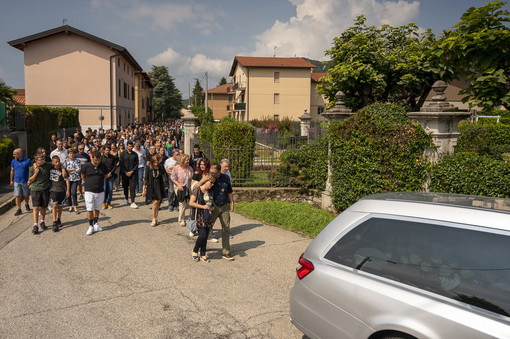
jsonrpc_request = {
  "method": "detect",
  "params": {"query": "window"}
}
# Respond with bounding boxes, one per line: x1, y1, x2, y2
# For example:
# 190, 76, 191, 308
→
132, 87, 135, 101
117, 57, 120, 67
274, 72, 280, 83
318, 106, 325, 115
124, 82, 127, 98
142, 97, 145, 109
118, 79, 121, 96
123, 63, 125, 71
274, 93, 280, 104
324, 217, 510, 317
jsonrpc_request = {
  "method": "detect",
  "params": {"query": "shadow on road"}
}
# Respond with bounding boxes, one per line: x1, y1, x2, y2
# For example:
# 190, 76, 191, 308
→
104, 218, 148, 231
231, 223, 263, 236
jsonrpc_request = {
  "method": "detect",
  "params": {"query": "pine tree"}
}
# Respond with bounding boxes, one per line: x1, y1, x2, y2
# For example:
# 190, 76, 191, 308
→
190, 78, 204, 107
218, 77, 227, 86
151, 65, 183, 119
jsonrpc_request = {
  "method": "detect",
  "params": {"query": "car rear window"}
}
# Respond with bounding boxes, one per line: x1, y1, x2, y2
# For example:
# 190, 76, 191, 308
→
324, 217, 510, 317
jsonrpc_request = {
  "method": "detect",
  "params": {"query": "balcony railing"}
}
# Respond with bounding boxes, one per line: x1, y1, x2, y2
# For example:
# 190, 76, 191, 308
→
231, 81, 246, 91
235, 102, 246, 110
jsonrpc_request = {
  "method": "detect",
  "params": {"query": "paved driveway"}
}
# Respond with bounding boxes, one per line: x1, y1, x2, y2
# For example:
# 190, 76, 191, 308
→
0, 191, 311, 338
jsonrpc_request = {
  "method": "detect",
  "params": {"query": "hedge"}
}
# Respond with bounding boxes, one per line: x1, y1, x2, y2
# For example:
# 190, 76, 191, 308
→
456, 121, 510, 159
25, 105, 80, 157
429, 152, 510, 198
212, 119, 255, 179
0, 138, 15, 168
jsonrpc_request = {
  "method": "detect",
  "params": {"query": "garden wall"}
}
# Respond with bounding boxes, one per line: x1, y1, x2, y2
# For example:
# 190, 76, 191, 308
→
233, 187, 321, 208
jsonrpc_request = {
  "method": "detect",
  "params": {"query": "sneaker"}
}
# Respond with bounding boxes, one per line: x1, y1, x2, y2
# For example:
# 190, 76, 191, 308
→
75, 209, 80, 215
52, 222, 60, 232
86, 225, 94, 236
168, 206, 174, 212
93, 223, 102, 232
189, 231, 195, 237
14, 209, 22, 216
40, 221, 48, 231
229, 233, 233, 239
209, 237, 219, 243
56, 219, 62, 227
25, 204, 31, 212
102, 203, 106, 210
107, 204, 113, 209
32, 225, 39, 234
47, 205, 52, 211
130, 202, 138, 209
222, 254, 235, 261
123, 199, 129, 205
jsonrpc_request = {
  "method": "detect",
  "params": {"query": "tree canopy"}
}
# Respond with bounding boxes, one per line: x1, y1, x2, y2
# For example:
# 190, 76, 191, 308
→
0, 79, 15, 106
190, 78, 204, 107
319, 16, 440, 111
435, 0, 510, 111
218, 77, 227, 86
151, 65, 182, 119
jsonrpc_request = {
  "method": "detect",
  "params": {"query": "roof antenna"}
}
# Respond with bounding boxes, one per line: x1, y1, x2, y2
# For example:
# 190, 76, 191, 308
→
273, 45, 277, 57
63, 18, 68, 26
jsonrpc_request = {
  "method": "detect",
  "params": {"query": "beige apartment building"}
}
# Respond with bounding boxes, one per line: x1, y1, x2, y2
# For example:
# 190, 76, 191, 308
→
135, 71, 153, 124
228, 56, 318, 121
205, 83, 231, 120
8, 25, 151, 130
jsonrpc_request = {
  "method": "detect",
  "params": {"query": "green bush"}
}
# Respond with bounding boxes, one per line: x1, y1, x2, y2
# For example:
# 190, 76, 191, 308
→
212, 119, 255, 180
0, 138, 14, 168
24, 105, 80, 157
457, 121, 510, 158
279, 136, 329, 190
429, 152, 510, 198
328, 102, 433, 211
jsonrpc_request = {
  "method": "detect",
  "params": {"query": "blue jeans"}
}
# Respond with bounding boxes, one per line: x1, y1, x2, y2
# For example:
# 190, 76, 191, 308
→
103, 176, 114, 205
168, 184, 178, 209
136, 167, 145, 193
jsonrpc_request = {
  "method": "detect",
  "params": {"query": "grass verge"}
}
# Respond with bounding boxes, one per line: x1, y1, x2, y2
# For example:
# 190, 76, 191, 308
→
235, 201, 335, 238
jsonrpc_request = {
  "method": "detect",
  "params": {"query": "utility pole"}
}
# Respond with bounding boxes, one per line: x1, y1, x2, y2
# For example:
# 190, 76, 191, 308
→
205, 71, 208, 115
188, 83, 191, 107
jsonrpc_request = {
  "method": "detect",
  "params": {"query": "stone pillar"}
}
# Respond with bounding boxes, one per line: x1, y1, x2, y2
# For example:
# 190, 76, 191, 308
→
320, 92, 355, 211
408, 80, 471, 162
299, 109, 312, 137
181, 105, 198, 155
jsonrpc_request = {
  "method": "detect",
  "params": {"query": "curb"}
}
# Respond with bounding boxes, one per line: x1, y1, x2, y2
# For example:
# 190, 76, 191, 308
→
0, 197, 16, 215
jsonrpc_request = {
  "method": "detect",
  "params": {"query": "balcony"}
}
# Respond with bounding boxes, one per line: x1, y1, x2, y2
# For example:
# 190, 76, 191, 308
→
227, 102, 246, 112
231, 81, 246, 91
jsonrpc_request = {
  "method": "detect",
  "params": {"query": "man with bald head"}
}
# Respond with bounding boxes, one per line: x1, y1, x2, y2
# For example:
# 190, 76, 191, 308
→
11, 148, 32, 216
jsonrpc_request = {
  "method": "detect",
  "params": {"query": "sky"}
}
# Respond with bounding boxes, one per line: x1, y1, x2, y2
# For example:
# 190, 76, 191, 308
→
1, 0, 508, 97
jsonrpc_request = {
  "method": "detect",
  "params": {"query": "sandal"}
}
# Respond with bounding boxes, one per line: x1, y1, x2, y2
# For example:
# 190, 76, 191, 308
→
192, 252, 200, 262
151, 219, 157, 227
200, 256, 210, 263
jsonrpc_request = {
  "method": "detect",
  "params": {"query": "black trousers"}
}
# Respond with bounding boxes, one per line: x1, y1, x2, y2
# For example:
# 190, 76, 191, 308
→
193, 226, 210, 256
122, 172, 137, 203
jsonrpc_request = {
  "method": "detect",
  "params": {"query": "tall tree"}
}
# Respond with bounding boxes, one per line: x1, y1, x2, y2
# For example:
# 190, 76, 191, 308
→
151, 65, 182, 119
0, 79, 15, 105
319, 16, 440, 111
218, 77, 227, 86
435, 0, 510, 111
190, 78, 204, 106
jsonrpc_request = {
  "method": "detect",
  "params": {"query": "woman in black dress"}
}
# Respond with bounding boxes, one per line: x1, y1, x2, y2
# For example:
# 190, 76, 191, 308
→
142, 154, 167, 226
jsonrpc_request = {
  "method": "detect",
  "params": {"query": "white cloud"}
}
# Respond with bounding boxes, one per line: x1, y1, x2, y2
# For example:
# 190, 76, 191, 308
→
253, 0, 420, 60
148, 47, 232, 89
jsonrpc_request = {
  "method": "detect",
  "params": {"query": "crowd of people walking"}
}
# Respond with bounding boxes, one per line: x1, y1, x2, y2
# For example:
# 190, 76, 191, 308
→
10, 120, 235, 261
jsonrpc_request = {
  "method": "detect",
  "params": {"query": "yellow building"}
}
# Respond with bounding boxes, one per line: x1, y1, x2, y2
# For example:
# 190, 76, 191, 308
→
8, 25, 152, 130
135, 71, 153, 124
228, 56, 317, 121
205, 83, 231, 120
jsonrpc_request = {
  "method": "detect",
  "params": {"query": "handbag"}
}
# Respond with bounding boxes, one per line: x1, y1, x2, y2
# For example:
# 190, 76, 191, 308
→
176, 185, 189, 202
186, 209, 198, 233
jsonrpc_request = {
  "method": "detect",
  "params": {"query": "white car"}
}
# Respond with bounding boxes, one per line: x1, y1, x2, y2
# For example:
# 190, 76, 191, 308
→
290, 192, 510, 339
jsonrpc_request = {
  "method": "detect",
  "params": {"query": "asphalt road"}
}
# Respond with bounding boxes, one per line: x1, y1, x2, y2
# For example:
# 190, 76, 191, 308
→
0, 190, 311, 338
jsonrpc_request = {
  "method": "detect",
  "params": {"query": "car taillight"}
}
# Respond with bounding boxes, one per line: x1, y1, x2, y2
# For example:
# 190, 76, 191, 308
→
296, 253, 314, 280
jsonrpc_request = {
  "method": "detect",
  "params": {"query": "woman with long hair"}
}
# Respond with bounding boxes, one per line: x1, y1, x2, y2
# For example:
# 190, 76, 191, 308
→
170, 154, 193, 227
143, 155, 168, 226
189, 175, 215, 262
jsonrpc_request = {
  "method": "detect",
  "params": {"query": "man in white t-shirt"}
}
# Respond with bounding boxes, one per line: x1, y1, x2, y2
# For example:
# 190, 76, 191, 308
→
164, 149, 180, 211
49, 140, 68, 164
133, 141, 146, 194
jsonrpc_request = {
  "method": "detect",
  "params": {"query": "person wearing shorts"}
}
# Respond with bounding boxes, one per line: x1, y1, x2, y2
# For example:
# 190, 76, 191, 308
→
81, 151, 108, 236
28, 154, 53, 234
10, 148, 32, 216
49, 156, 70, 232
